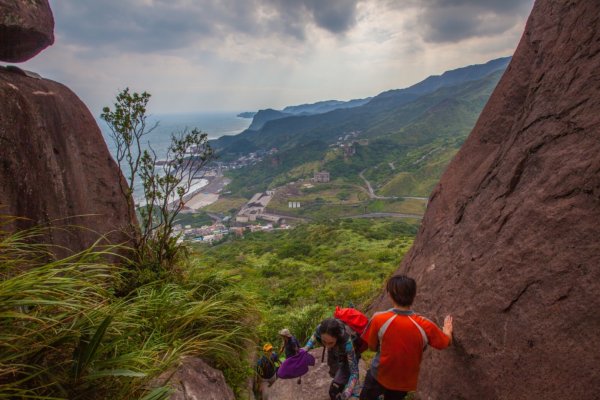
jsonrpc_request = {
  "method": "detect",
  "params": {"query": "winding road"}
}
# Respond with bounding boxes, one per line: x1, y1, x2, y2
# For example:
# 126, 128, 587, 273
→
358, 170, 428, 203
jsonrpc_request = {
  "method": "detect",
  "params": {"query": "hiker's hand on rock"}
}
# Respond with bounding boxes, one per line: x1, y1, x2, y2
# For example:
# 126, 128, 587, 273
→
443, 315, 453, 338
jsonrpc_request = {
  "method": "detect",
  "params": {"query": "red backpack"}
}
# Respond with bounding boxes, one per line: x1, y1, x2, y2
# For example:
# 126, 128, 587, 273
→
334, 306, 369, 354
334, 306, 369, 335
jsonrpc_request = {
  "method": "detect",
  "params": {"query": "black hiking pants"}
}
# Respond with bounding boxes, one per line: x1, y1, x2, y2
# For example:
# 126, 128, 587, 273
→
327, 348, 350, 400
360, 370, 407, 400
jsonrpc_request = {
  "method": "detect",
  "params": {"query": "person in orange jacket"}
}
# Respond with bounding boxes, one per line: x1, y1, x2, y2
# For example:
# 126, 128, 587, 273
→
360, 275, 453, 400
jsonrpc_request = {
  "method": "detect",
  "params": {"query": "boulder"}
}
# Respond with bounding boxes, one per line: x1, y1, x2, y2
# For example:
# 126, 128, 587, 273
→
155, 357, 235, 400
0, 0, 54, 62
370, 0, 600, 399
0, 67, 136, 254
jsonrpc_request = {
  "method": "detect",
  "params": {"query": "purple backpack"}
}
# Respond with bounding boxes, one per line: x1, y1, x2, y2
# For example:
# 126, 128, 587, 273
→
276, 349, 315, 379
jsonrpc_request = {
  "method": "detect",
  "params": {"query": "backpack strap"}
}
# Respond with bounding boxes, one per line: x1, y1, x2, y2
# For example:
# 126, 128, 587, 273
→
377, 314, 397, 343
408, 316, 428, 350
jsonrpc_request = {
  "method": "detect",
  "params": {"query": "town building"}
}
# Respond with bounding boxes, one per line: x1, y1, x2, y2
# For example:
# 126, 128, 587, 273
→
314, 171, 330, 183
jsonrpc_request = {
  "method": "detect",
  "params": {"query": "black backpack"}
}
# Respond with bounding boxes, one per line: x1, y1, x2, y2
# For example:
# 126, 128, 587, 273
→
256, 354, 277, 379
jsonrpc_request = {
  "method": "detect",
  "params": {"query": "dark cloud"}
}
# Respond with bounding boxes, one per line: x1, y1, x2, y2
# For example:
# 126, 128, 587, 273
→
279, 0, 358, 34
381, 0, 533, 43
416, 0, 534, 43
49, 0, 359, 54
430, 0, 527, 11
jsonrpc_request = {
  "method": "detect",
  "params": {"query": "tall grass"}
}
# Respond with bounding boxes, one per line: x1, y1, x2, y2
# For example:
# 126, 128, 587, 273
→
0, 221, 259, 399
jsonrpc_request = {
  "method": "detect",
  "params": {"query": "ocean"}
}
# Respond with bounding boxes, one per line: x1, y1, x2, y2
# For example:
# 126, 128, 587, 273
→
99, 112, 251, 203
100, 111, 250, 156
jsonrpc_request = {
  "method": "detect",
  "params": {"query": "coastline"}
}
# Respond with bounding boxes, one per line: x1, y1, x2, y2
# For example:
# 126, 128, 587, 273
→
183, 173, 230, 210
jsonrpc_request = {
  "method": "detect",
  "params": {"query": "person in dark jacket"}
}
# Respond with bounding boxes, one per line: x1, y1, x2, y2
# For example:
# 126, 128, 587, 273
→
278, 328, 300, 359
303, 318, 359, 400
255, 343, 280, 400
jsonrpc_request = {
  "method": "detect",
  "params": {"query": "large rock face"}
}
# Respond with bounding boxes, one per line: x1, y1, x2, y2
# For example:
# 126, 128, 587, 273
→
0, 68, 136, 254
371, 1, 600, 399
0, 0, 54, 62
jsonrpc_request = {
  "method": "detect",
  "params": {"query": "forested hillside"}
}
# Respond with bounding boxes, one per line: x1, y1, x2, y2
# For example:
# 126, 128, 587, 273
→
222, 64, 507, 198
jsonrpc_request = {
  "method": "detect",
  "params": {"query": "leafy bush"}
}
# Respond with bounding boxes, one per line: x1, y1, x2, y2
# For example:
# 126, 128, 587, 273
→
258, 304, 330, 348
276, 242, 312, 259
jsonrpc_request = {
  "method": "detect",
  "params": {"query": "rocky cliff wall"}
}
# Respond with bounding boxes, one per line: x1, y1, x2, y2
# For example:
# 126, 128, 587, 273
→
0, 68, 136, 252
371, 1, 600, 399
0, 1, 136, 253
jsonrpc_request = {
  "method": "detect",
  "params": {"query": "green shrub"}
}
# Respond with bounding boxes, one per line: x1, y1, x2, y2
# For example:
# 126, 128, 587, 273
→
258, 304, 330, 347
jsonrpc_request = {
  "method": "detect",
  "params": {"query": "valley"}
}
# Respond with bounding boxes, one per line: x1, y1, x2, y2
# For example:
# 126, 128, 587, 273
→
176, 58, 510, 235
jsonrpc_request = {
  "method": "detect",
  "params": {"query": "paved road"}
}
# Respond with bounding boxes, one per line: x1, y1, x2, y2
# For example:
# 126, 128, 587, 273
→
341, 212, 423, 219
359, 169, 382, 199
358, 170, 428, 203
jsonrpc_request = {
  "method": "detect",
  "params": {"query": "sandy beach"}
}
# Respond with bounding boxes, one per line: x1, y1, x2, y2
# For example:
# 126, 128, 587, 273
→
183, 174, 230, 210
186, 192, 220, 209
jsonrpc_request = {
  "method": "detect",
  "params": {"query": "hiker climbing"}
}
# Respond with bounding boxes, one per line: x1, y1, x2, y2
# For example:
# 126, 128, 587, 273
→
359, 275, 453, 400
254, 343, 280, 400
303, 318, 359, 400
278, 328, 300, 359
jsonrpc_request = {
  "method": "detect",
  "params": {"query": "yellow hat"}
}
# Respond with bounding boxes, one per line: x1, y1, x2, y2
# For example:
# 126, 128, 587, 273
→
263, 343, 273, 352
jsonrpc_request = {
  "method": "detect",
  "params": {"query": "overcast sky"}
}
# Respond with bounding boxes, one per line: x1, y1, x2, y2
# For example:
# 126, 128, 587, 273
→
21, 0, 534, 115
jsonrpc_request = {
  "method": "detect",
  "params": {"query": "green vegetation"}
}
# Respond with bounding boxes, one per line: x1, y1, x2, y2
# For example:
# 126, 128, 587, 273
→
189, 218, 417, 346
0, 221, 259, 399
265, 181, 427, 220
202, 197, 247, 215
2, 90, 258, 400
173, 211, 214, 228
367, 136, 463, 197
225, 140, 327, 197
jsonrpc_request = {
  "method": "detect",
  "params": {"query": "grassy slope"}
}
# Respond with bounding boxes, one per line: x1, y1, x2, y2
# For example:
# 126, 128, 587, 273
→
0, 224, 259, 399
378, 147, 459, 196
266, 182, 427, 220
202, 196, 248, 214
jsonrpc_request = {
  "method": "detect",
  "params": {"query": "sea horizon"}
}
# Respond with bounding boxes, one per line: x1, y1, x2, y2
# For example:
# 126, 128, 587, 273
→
99, 111, 251, 147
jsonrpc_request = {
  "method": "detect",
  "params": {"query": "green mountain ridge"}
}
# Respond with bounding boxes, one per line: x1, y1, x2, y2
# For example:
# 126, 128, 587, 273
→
213, 57, 510, 155
223, 67, 506, 199
247, 109, 291, 131
282, 97, 372, 114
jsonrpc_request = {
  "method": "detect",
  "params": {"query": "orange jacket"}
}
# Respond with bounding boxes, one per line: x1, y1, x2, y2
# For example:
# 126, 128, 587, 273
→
361, 309, 450, 391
